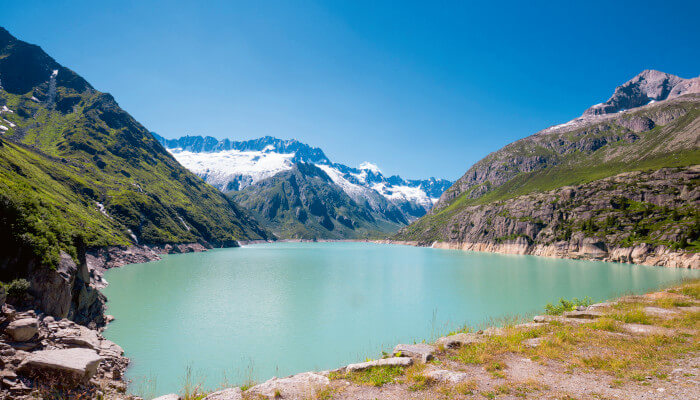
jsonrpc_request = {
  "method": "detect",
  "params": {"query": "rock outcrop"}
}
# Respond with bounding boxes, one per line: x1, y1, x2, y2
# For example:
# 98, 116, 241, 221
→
584, 70, 700, 116
397, 167, 700, 269
0, 305, 129, 398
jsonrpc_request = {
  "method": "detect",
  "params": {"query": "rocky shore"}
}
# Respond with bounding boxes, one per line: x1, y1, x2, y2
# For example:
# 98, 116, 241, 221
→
374, 239, 700, 269
0, 241, 218, 399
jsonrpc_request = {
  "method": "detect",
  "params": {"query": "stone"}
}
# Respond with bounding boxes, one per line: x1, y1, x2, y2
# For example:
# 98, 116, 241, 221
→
246, 372, 329, 399
17, 348, 102, 385
424, 369, 470, 383
643, 307, 679, 319
6, 318, 38, 341
393, 343, 435, 363
522, 337, 542, 348
621, 323, 674, 336
435, 332, 481, 349
203, 387, 243, 400
53, 325, 101, 349
152, 395, 180, 400
481, 327, 504, 336
345, 357, 412, 372
562, 310, 604, 319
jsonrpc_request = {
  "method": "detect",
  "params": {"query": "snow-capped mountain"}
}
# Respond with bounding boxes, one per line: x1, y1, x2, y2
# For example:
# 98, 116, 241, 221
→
153, 134, 452, 221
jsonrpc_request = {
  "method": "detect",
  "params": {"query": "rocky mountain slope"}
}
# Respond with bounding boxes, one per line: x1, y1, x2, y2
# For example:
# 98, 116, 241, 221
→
154, 133, 452, 238
0, 27, 270, 324
230, 163, 407, 239
397, 70, 700, 267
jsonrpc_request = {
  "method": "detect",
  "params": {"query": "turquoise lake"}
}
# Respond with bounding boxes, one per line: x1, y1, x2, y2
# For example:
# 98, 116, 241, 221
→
102, 242, 699, 397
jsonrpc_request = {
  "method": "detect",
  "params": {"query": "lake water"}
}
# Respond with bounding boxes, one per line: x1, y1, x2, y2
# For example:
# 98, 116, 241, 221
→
102, 242, 698, 397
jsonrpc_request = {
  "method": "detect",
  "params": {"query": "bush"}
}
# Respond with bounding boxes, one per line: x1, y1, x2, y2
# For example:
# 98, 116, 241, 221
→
544, 297, 593, 315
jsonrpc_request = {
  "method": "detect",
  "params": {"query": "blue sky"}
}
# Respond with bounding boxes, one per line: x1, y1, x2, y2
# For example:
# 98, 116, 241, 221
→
3, 1, 699, 180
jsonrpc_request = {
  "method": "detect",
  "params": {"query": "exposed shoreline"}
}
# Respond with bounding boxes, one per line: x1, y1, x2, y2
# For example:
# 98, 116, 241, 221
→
372, 239, 700, 269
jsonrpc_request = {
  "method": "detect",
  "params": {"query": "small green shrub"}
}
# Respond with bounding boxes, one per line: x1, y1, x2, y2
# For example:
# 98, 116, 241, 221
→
544, 297, 593, 315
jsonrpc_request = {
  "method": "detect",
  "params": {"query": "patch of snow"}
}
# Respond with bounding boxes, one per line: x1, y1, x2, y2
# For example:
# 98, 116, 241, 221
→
127, 229, 139, 244
168, 148, 295, 190
371, 182, 433, 208
31, 96, 39, 102
51, 69, 58, 77
95, 202, 111, 218
2, 118, 15, 127
262, 144, 275, 152
359, 161, 381, 174
0, 125, 7, 131
1, 105, 13, 113
177, 215, 191, 231
316, 164, 368, 199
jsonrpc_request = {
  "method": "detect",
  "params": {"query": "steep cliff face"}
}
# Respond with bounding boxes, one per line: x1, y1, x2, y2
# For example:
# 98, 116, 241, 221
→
398, 71, 699, 267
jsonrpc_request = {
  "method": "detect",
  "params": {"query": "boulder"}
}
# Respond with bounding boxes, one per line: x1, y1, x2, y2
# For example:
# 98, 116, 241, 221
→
53, 325, 101, 349
393, 343, 435, 363
203, 387, 242, 400
246, 372, 329, 398
562, 310, 604, 319
17, 348, 102, 386
346, 357, 412, 372
6, 318, 38, 341
435, 332, 481, 349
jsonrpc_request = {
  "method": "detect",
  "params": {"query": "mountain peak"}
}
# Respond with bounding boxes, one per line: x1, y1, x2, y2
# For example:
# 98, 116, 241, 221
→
359, 161, 381, 174
583, 70, 700, 116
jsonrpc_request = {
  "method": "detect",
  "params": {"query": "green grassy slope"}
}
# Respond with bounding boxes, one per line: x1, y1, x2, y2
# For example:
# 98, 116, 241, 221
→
0, 27, 268, 271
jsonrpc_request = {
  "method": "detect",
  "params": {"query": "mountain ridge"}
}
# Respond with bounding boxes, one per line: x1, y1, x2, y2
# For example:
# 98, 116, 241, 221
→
397, 70, 700, 267
153, 133, 453, 228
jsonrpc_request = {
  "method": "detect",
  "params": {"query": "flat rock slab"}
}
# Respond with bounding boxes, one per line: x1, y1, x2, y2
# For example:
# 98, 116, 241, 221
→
53, 325, 101, 350
346, 357, 412, 372
247, 372, 329, 398
424, 369, 470, 383
563, 310, 604, 319
18, 348, 102, 385
203, 388, 242, 400
393, 343, 435, 362
6, 318, 38, 342
533, 315, 589, 324
643, 306, 680, 319
522, 337, 543, 348
621, 323, 675, 336
435, 333, 481, 349
152, 395, 180, 400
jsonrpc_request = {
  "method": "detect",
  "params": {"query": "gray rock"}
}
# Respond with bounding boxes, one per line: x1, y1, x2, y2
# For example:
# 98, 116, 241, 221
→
17, 348, 102, 385
423, 369, 470, 383
393, 343, 435, 363
346, 357, 412, 372
203, 387, 242, 400
6, 318, 38, 341
562, 310, 604, 319
246, 372, 329, 398
435, 332, 481, 349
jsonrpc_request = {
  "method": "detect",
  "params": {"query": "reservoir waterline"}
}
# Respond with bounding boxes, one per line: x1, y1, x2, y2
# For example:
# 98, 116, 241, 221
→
101, 242, 699, 397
